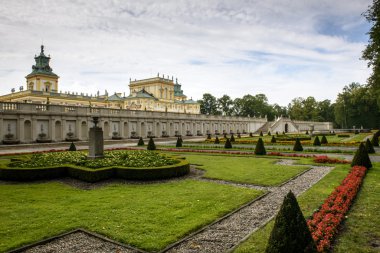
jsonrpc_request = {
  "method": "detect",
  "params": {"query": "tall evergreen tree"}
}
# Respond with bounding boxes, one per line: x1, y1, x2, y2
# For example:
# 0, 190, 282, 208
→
266, 191, 317, 253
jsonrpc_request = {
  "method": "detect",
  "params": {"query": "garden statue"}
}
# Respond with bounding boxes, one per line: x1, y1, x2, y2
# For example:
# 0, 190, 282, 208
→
88, 116, 104, 159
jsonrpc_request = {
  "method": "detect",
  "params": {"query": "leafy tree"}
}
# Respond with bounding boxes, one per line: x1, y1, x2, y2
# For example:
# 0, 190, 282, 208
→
266, 191, 317, 253
351, 142, 372, 168
362, 0, 380, 108
198, 93, 219, 115
293, 138, 303, 151
217, 95, 234, 116
255, 138, 266, 155
147, 137, 156, 150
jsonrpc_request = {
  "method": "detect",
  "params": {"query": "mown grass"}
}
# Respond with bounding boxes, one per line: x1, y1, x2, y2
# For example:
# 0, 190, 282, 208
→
233, 164, 350, 253
181, 154, 309, 185
0, 179, 262, 252
334, 162, 380, 253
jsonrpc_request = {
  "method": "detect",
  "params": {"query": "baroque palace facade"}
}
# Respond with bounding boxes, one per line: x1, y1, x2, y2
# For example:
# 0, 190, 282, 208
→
0, 46, 332, 144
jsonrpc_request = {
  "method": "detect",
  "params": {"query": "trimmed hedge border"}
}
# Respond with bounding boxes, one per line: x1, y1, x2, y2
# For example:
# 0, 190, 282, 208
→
0, 159, 190, 182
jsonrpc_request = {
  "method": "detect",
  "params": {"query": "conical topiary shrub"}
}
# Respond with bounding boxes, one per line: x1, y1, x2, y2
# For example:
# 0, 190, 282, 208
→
137, 137, 144, 146
366, 138, 375, 154
271, 135, 276, 143
214, 136, 220, 144
320, 135, 328, 144
230, 134, 235, 142
313, 136, 321, 146
260, 131, 263, 136
351, 142, 372, 169
224, 138, 232, 149
306, 130, 309, 135
266, 191, 317, 253
237, 133, 241, 138
371, 134, 379, 147
147, 137, 156, 150
207, 134, 211, 139
249, 132, 253, 137
176, 137, 182, 147
268, 131, 271, 136
255, 138, 266, 155
68, 141, 76, 151
293, 138, 303, 151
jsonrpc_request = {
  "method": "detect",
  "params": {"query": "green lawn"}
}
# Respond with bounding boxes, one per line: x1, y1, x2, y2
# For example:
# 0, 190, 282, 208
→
334, 162, 380, 253
233, 164, 351, 253
0, 179, 262, 252
182, 154, 309, 185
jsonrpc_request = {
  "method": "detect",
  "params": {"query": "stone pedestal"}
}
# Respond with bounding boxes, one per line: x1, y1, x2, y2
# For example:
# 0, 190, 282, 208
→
88, 127, 104, 159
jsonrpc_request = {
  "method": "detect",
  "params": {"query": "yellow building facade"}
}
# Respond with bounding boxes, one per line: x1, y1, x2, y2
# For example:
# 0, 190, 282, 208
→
0, 46, 200, 114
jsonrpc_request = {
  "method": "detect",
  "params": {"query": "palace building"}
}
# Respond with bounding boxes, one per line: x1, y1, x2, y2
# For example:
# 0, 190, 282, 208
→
0, 46, 200, 114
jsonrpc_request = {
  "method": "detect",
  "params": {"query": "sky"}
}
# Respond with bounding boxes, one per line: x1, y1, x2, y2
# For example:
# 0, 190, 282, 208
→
0, 0, 373, 106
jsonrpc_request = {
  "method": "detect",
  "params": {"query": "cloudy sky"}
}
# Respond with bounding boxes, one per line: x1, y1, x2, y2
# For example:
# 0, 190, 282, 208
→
0, 0, 372, 106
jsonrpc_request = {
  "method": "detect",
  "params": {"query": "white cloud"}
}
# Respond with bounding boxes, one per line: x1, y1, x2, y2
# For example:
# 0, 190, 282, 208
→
0, 0, 372, 105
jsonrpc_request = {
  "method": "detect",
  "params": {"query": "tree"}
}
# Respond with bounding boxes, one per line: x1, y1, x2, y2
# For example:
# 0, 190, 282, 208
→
366, 138, 376, 153
313, 136, 321, 146
224, 138, 232, 148
293, 138, 303, 151
320, 135, 328, 144
68, 142, 76, 151
255, 138, 266, 155
217, 95, 233, 116
266, 191, 317, 253
362, 0, 380, 108
176, 137, 182, 147
147, 137, 156, 150
351, 142, 372, 168
137, 137, 144, 146
198, 93, 219, 115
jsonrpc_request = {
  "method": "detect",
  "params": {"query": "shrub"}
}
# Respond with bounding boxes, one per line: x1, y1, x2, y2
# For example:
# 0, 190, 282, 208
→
207, 134, 211, 139
260, 131, 263, 136
176, 137, 182, 147
268, 131, 271, 136
351, 142, 372, 169
371, 134, 379, 147
365, 138, 375, 154
354, 129, 359, 134
271, 135, 276, 143
293, 138, 303, 152
230, 134, 235, 142
254, 138, 266, 155
214, 136, 220, 144
137, 137, 144, 146
320, 135, 328, 144
68, 142, 76, 151
338, 134, 350, 138
147, 137, 156, 150
313, 136, 321, 146
224, 138, 232, 149
276, 131, 279, 136
266, 191, 317, 253
237, 133, 241, 138
306, 130, 309, 135
224, 133, 228, 138
249, 132, 253, 137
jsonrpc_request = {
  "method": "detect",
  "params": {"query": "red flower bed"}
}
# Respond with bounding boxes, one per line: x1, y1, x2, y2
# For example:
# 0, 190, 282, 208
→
313, 155, 349, 164
307, 166, 367, 252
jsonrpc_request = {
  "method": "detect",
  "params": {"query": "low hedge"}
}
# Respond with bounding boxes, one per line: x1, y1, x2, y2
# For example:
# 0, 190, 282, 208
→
0, 158, 190, 182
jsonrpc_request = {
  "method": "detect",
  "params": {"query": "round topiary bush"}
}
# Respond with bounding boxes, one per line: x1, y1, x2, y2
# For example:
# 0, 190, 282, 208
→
366, 138, 375, 154
293, 138, 303, 152
214, 136, 220, 144
320, 135, 328, 144
147, 137, 156, 150
68, 142, 76, 151
351, 142, 372, 169
176, 137, 182, 147
313, 136, 321, 146
137, 137, 144, 146
255, 138, 266, 155
230, 134, 235, 142
271, 135, 276, 143
266, 191, 317, 253
224, 138, 232, 149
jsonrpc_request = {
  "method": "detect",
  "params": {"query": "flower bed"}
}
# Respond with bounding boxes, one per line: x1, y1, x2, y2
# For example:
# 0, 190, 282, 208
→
307, 166, 367, 252
313, 155, 350, 164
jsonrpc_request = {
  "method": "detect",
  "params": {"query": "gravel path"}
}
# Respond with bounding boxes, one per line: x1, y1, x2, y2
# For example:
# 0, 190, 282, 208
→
164, 165, 333, 253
